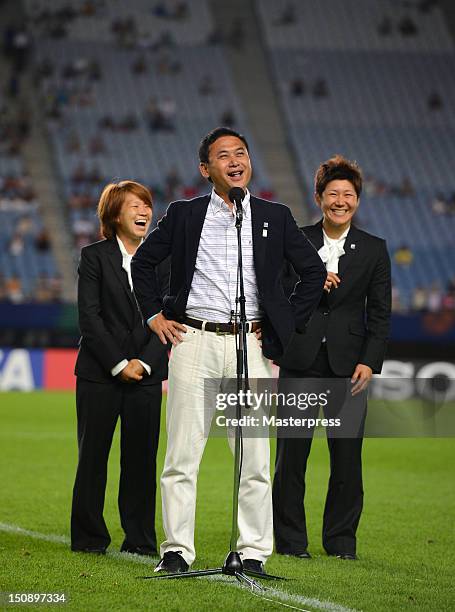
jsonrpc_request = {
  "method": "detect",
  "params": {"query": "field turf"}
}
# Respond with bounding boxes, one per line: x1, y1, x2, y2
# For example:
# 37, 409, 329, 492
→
0, 391, 454, 611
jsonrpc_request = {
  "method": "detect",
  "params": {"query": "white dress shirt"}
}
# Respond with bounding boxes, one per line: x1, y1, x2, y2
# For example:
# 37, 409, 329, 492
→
318, 226, 349, 343
318, 227, 350, 273
111, 236, 151, 377
185, 189, 263, 323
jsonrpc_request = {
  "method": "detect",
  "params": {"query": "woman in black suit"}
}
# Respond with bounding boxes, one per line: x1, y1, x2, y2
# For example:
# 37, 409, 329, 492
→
273, 156, 391, 560
71, 181, 167, 555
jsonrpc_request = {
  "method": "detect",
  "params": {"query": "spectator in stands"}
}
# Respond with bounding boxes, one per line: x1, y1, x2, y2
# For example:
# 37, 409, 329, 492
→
412, 286, 428, 312
447, 276, 455, 295
391, 284, 406, 312
220, 108, 236, 126
5, 276, 24, 303
34, 57, 55, 85
35, 229, 51, 255
398, 176, 415, 198
111, 17, 137, 48
198, 75, 215, 96
81, 1, 96, 17
8, 232, 25, 259
206, 25, 224, 45
151, 31, 176, 52
431, 193, 447, 215
34, 276, 54, 303
132, 54, 148, 75
427, 283, 443, 312
89, 133, 107, 155
274, 155, 391, 561
274, 3, 297, 26
66, 130, 82, 153
290, 78, 305, 97
428, 91, 443, 111
10, 26, 32, 72
394, 244, 414, 266
119, 114, 139, 131
0, 276, 6, 301
156, 50, 181, 74
98, 114, 115, 130
88, 59, 102, 81
71, 180, 167, 557
399, 16, 418, 36
164, 167, 182, 200
146, 98, 164, 131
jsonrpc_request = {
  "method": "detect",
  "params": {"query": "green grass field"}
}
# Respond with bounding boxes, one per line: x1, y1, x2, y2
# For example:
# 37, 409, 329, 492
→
1, 392, 454, 611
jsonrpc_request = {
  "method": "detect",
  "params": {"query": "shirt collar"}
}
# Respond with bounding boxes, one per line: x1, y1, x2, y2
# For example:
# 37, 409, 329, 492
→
116, 235, 142, 257
210, 188, 251, 218
323, 226, 350, 244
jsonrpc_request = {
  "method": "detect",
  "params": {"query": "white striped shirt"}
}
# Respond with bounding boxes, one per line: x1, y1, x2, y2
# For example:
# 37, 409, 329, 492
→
185, 189, 263, 323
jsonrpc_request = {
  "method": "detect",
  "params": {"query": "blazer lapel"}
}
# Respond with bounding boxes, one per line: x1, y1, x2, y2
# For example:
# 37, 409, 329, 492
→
185, 195, 210, 287
250, 197, 268, 285
106, 240, 136, 312
337, 224, 362, 277
327, 224, 362, 306
303, 220, 324, 251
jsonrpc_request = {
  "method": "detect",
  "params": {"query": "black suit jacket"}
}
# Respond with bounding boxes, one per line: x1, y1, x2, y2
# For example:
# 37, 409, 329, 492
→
132, 194, 326, 360
74, 238, 168, 384
277, 221, 391, 376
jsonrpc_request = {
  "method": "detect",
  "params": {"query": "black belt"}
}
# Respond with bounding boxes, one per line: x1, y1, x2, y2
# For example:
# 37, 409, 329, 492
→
184, 317, 261, 335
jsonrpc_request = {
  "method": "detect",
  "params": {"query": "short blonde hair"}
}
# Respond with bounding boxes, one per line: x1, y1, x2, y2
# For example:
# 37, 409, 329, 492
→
97, 181, 152, 240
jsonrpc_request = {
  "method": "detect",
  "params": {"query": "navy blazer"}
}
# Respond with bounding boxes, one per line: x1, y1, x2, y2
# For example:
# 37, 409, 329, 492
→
131, 194, 326, 360
75, 238, 168, 384
277, 221, 392, 375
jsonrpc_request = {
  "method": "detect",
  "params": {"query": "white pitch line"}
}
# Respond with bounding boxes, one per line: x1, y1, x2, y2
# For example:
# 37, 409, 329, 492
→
0, 522, 70, 545
0, 522, 359, 612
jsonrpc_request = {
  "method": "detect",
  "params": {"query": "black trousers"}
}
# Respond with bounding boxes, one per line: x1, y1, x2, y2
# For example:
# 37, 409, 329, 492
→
71, 378, 161, 552
273, 345, 365, 556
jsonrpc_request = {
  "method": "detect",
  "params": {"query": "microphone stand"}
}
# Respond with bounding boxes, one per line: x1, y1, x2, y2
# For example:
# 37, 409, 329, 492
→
140, 193, 284, 589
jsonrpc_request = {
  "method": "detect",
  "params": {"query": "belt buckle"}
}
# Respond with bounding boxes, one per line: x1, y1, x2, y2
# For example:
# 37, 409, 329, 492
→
215, 323, 230, 336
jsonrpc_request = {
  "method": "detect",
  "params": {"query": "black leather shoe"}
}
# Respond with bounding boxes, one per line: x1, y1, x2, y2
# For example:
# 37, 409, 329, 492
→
154, 551, 189, 573
242, 558, 265, 575
277, 550, 312, 559
293, 551, 312, 559
329, 552, 358, 560
71, 546, 106, 555
120, 545, 157, 557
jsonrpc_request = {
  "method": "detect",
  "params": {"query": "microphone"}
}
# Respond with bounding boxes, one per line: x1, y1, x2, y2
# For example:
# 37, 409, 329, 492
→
228, 187, 245, 225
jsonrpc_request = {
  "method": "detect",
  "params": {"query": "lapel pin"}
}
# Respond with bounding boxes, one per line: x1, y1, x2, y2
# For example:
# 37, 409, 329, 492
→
351, 243, 356, 249
264, 222, 269, 227
262, 229, 268, 238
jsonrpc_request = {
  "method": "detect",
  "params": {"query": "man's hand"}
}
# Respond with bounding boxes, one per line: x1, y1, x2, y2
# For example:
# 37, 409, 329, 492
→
118, 359, 144, 383
255, 327, 262, 346
351, 363, 373, 396
324, 272, 341, 292
149, 312, 187, 346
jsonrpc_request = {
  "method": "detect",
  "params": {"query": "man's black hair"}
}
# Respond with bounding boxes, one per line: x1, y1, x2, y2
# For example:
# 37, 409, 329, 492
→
198, 126, 249, 164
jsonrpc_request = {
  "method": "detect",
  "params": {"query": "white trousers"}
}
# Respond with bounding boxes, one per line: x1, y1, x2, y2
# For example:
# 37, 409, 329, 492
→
160, 325, 273, 566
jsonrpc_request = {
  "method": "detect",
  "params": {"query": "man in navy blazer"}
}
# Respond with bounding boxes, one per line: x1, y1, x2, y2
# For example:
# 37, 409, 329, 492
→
132, 127, 326, 575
